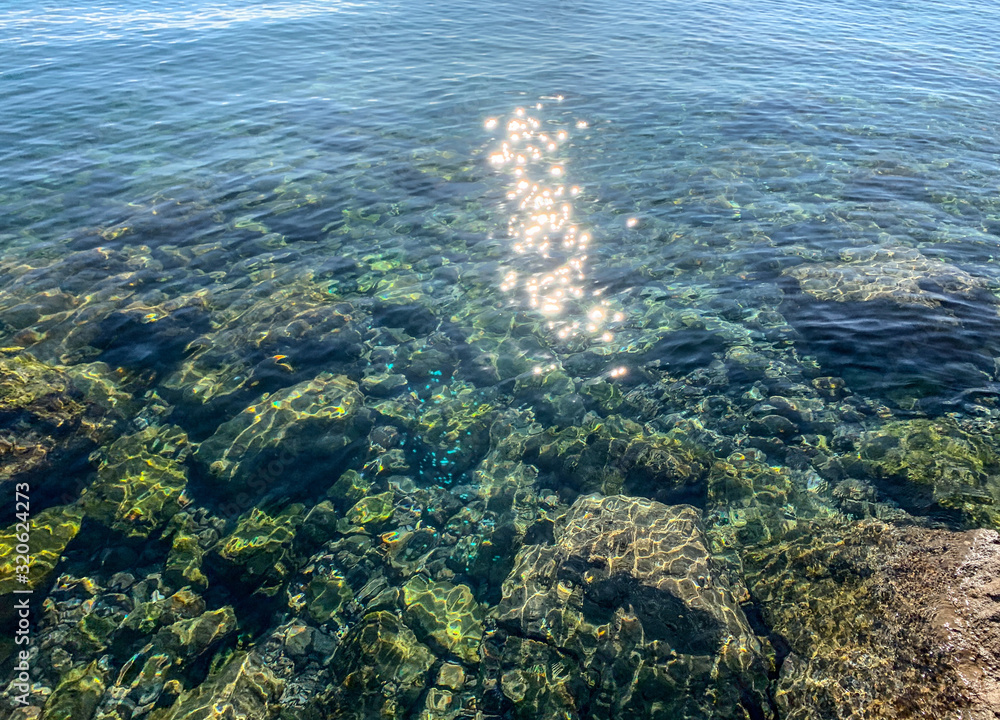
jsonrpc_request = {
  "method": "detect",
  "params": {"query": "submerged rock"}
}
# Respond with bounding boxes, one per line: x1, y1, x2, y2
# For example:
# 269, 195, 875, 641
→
213, 505, 304, 594
42, 660, 105, 720
785, 246, 990, 307
402, 575, 483, 663
303, 570, 352, 625
81, 424, 190, 539
0, 504, 83, 597
858, 418, 1000, 528
369, 379, 495, 483
156, 651, 284, 720
493, 494, 771, 719
344, 491, 394, 529
0, 353, 126, 490
523, 414, 711, 501
316, 611, 436, 720
196, 373, 368, 492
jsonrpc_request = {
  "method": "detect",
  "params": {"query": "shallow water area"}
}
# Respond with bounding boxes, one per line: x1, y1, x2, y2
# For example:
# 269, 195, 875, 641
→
3, 0, 1000, 718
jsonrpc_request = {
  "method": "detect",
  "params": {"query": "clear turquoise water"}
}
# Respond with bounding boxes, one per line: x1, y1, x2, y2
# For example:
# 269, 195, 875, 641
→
4, 0, 1000, 405
3, 0, 1000, 717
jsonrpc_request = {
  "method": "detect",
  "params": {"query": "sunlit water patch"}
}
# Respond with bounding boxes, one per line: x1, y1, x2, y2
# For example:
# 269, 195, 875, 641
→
486, 101, 629, 352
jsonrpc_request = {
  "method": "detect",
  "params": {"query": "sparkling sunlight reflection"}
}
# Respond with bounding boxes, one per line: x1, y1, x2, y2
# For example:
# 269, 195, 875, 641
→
485, 101, 627, 348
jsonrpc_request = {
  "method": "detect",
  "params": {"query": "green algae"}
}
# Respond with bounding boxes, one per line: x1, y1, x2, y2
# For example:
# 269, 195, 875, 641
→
402, 575, 483, 663
216, 505, 304, 591
0, 504, 83, 596
81, 424, 190, 539
859, 418, 1000, 528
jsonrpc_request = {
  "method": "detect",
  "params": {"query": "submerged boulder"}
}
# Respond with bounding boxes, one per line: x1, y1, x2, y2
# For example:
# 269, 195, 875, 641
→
156, 651, 284, 720
212, 505, 304, 594
858, 418, 1000, 528
522, 415, 711, 501
195, 373, 369, 496
0, 504, 84, 619
316, 611, 436, 720
784, 246, 990, 308
81, 424, 190, 539
402, 575, 484, 663
493, 494, 772, 720
0, 353, 127, 497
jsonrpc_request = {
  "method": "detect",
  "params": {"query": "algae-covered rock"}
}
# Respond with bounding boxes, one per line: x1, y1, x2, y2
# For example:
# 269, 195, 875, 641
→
0, 504, 83, 597
303, 571, 352, 624
0, 353, 124, 485
402, 575, 483, 663
97, 646, 176, 719
156, 651, 284, 720
196, 373, 367, 489
0, 352, 88, 428
318, 611, 435, 720
361, 371, 408, 397
489, 635, 581, 720
215, 506, 304, 591
523, 414, 711, 499
164, 531, 208, 592
122, 588, 208, 635
344, 491, 394, 528
157, 606, 237, 660
42, 660, 105, 720
493, 494, 771, 719
859, 418, 1000, 528
82, 599, 234, 718
706, 448, 839, 550
81, 424, 190, 539
326, 469, 371, 506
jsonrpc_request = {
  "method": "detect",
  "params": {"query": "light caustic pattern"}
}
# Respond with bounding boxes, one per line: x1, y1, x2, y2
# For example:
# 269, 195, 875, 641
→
485, 101, 626, 347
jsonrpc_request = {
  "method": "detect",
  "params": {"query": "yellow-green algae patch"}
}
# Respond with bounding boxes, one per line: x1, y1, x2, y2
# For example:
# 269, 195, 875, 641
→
81, 424, 190, 539
402, 575, 483, 663
0, 503, 83, 596
859, 418, 1000, 528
